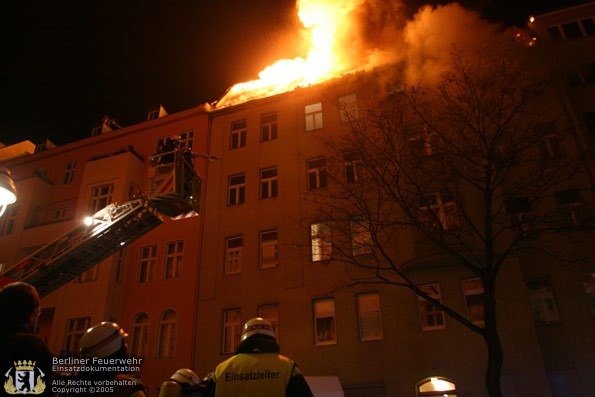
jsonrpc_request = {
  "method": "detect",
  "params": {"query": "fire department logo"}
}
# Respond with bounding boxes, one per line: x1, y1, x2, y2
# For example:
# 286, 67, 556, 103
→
3, 360, 46, 395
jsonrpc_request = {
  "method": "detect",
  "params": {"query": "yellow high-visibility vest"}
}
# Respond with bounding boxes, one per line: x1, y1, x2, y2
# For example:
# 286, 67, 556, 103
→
214, 353, 295, 397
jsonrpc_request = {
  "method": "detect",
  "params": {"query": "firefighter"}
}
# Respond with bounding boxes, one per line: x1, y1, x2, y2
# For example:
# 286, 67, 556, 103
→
75, 322, 146, 397
0, 282, 53, 397
202, 317, 313, 397
158, 368, 204, 397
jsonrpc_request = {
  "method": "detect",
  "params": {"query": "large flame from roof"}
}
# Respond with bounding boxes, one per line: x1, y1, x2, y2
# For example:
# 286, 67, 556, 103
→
216, 0, 363, 108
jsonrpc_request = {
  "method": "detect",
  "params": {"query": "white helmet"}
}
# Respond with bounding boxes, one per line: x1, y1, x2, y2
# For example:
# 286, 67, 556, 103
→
241, 317, 276, 342
171, 368, 199, 386
80, 322, 127, 358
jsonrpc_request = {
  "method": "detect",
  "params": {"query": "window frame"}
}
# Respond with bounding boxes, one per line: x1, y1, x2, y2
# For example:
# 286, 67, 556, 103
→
222, 309, 242, 354
417, 283, 446, 331
228, 174, 246, 206
63, 317, 91, 355
139, 244, 157, 283
314, 299, 337, 345
163, 240, 183, 280
230, 120, 247, 149
156, 309, 177, 358
130, 312, 149, 358
307, 157, 327, 190
305, 102, 323, 131
311, 222, 332, 262
225, 236, 244, 274
261, 112, 278, 142
461, 278, 485, 326
260, 167, 278, 199
260, 230, 279, 269
89, 183, 114, 214
62, 161, 77, 185
357, 293, 383, 341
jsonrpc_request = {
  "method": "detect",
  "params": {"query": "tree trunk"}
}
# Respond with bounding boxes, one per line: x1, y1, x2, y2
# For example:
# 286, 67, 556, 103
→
483, 306, 503, 397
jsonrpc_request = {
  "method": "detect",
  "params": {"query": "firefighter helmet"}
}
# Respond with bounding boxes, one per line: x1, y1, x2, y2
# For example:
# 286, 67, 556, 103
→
171, 368, 200, 386
240, 317, 276, 342
79, 322, 127, 358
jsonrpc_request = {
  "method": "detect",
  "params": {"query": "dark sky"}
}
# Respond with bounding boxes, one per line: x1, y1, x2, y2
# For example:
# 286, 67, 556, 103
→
0, 0, 582, 147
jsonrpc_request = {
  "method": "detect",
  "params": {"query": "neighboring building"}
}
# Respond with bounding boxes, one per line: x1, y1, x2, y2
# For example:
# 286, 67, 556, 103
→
0, 105, 209, 395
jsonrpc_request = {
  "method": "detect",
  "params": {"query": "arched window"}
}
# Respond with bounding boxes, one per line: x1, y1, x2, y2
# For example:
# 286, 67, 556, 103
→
156, 309, 177, 358
417, 377, 457, 397
129, 312, 149, 358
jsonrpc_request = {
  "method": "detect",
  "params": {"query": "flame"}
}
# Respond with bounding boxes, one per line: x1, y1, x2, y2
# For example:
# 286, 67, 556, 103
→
216, 0, 363, 107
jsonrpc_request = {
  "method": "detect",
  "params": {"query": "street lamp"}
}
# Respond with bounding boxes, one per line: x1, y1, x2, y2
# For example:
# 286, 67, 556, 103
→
0, 167, 17, 217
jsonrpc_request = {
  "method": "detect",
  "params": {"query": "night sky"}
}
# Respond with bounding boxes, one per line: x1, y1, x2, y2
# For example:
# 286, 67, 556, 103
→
0, 0, 583, 147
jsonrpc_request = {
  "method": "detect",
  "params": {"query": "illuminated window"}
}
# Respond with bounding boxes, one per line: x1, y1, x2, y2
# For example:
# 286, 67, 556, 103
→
222, 309, 241, 353
75, 265, 99, 283
311, 222, 332, 262
314, 299, 336, 345
164, 240, 183, 279
260, 230, 278, 269
0, 206, 19, 236
63, 317, 91, 356
357, 293, 383, 341
225, 236, 243, 274
261, 113, 278, 141
157, 309, 177, 358
130, 312, 149, 357
581, 272, 595, 317
419, 191, 458, 230
307, 157, 327, 190
260, 167, 278, 199
526, 277, 560, 325
62, 161, 76, 185
89, 183, 114, 213
228, 174, 246, 205
231, 120, 247, 149
258, 304, 279, 340
139, 245, 157, 283
416, 377, 457, 397
351, 218, 373, 256
305, 102, 323, 131
461, 278, 485, 325
417, 284, 446, 331
338, 94, 358, 122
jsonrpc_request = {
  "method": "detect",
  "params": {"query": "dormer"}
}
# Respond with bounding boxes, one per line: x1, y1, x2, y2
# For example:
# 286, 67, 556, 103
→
91, 116, 121, 136
147, 104, 168, 121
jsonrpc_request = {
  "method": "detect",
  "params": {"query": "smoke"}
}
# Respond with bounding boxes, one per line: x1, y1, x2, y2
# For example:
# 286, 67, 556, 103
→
330, 0, 509, 83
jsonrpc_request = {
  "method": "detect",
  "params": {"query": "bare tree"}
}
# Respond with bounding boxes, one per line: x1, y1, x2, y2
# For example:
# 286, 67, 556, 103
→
306, 48, 591, 397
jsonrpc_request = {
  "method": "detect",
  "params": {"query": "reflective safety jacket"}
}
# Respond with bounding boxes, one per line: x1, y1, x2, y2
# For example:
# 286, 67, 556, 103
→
213, 353, 295, 397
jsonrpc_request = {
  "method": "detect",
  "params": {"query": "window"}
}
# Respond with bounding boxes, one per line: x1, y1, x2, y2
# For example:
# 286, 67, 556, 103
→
139, 245, 157, 283
63, 317, 91, 355
419, 191, 458, 230
555, 189, 586, 228
260, 230, 278, 269
164, 240, 183, 279
179, 130, 194, 149
338, 94, 358, 122
582, 111, 595, 136
357, 293, 383, 341
62, 161, 76, 185
258, 304, 279, 340
130, 313, 149, 357
307, 157, 327, 190
157, 309, 177, 358
261, 113, 278, 141
417, 284, 446, 331
351, 219, 372, 256
230, 120, 247, 149
225, 236, 243, 274
408, 132, 439, 158
260, 167, 278, 199
305, 102, 323, 131
526, 278, 560, 324
581, 272, 595, 317
75, 265, 99, 283
91, 125, 103, 136
89, 183, 114, 213
344, 152, 361, 183
461, 278, 485, 325
540, 134, 564, 160
562, 21, 583, 39
53, 207, 68, 221
0, 206, 19, 236
547, 18, 595, 41
504, 197, 531, 233
311, 222, 332, 262
416, 377, 457, 397
314, 299, 336, 345
147, 109, 160, 120
222, 309, 242, 353
228, 174, 246, 205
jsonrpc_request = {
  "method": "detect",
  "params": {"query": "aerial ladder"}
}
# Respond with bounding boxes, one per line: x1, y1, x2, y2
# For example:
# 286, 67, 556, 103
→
0, 148, 203, 297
